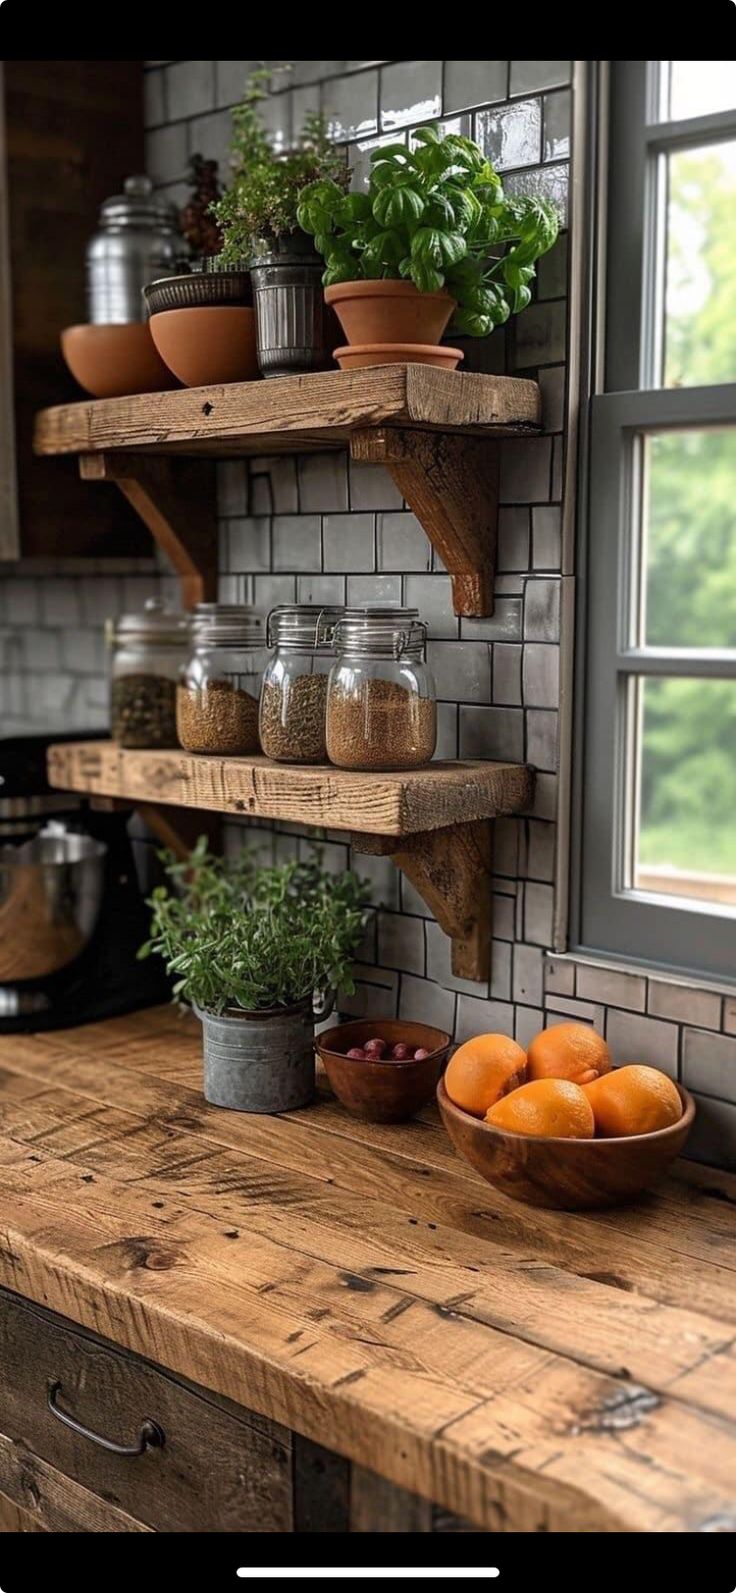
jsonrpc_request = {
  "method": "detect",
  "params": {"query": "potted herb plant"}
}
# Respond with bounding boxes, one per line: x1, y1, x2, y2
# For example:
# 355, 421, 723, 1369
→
296, 126, 559, 367
139, 840, 370, 1113
212, 71, 350, 377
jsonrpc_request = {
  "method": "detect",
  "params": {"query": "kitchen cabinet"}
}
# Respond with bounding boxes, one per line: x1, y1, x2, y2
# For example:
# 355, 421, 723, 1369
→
0, 59, 149, 560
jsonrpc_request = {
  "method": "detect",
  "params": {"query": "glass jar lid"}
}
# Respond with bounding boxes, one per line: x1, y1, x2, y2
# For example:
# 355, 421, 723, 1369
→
190, 603, 265, 647
333, 607, 426, 660
267, 604, 354, 651
98, 175, 180, 230
109, 598, 189, 647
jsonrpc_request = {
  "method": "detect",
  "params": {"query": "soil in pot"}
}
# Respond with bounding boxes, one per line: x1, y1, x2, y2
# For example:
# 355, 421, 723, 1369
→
325, 280, 456, 348
149, 306, 259, 386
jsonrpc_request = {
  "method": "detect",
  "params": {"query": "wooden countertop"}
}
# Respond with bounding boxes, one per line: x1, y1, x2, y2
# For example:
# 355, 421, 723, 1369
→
0, 1006, 735, 1534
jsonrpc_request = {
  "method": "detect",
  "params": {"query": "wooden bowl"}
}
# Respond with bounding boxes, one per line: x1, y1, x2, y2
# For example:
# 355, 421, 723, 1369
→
149, 306, 259, 386
317, 1018, 450, 1123
437, 1077, 695, 1210
333, 343, 464, 371
61, 323, 177, 398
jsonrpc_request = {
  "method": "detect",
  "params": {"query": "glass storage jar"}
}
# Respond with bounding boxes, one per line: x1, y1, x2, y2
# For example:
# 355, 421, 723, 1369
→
259, 605, 347, 764
177, 604, 266, 755
109, 600, 189, 749
326, 608, 437, 771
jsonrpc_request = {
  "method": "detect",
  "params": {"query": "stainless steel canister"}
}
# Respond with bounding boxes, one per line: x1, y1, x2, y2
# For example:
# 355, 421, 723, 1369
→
86, 175, 188, 324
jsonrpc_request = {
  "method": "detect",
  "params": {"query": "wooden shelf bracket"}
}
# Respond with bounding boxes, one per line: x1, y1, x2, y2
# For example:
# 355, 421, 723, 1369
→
352, 820, 493, 982
79, 452, 218, 610
350, 427, 500, 618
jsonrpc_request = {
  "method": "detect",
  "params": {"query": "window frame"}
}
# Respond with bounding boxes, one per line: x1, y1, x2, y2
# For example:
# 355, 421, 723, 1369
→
575, 60, 736, 982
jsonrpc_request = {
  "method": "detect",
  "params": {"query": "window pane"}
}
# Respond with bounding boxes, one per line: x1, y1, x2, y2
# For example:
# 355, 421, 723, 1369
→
664, 139, 736, 387
632, 676, 736, 906
666, 61, 736, 122
642, 429, 736, 648
662, 140, 736, 388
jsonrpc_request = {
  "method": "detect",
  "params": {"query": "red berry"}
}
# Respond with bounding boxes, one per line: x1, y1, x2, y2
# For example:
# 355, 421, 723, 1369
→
414, 1048, 431, 1061
346, 1047, 367, 1060
391, 1043, 410, 1060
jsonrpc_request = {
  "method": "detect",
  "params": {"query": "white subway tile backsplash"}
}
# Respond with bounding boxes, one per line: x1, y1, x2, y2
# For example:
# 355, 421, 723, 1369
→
399, 974, 457, 1033
377, 910, 425, 974
429, 641, 491, 704
322, 68, 378, 140
460, 598, 523, 644
377, 512, 431, 572
323, 513, 375, 572
166, 60, 215, 121
510, 62, 571, 97
648, 980, 722, 1030
524, 881, 554, 947
444, 60, 507, 114
606, 1008, 679, 1078
297, 454, 349, 512
498, 507, 530, 572
683, 1029, 736, 1103
544, 955, 575, 997
404, 575, 458, 639
526, 708, 558, 771
272, 515, 321, 572
576, 963, 647, 1013
543, 89, 571, 162
513, 942, 543, 1006
492, 643, 522, 706
380, 60, 442, 130
348, 460, 403, 512
500, 437, 552, 504
475, 98, 542, 172
456, 994, 516, 1043
522, 642, 559, 708
459, 704, 524, 761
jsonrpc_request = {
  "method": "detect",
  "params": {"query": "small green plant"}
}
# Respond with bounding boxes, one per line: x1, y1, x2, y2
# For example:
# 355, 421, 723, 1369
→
139, 837, 370, 1015
296, 125, 559, 335
212, 68, 350, 264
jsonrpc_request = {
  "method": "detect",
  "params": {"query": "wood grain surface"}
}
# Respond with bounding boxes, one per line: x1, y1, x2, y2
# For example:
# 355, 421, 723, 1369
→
34, 367, 541, 459
46, 741, 534, 837
0, 1008, 734, 1533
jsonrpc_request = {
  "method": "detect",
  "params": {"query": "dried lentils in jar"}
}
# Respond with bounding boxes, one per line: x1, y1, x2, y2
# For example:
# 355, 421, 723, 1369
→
259, 605, 348, 764
176, 604, 266, 755
109, 601, 189, 749
326, 609, 437, 771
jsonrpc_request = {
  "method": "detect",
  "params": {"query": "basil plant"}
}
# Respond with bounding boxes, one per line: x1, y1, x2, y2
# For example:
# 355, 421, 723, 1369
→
296, 125, 559, 336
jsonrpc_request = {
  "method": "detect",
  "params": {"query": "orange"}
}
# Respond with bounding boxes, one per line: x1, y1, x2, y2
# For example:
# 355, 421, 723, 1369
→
485, 1078, 594, 1139
527, 1022, 611, 1086
445, 1033, 527, 1118
584, 1065, 682, 1137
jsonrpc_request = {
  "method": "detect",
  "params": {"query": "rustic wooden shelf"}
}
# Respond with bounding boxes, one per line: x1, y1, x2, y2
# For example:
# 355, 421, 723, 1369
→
47, 740, 534, 982
1, 1006, 735, 1533
34, 366, 541, 617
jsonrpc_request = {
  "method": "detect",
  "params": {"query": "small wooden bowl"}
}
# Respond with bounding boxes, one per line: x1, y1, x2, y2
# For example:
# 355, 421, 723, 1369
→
61, 323, 176, 398
437, 1077, 695, 1210
333, 343, 464, 371
317, 1019, 450, 1123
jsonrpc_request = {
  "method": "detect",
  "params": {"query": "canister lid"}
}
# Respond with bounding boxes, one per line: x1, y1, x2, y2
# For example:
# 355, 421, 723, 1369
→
110, 598, 190, 646
99, 175, 181, 230
190, 603, 265, 647
267, 604, 357, 650
332, 606, 426, 659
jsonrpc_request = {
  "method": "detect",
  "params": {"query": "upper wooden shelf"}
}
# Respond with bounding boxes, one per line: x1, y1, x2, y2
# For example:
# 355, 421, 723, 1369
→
34, 366, 541, 459
47, 741, 533, 838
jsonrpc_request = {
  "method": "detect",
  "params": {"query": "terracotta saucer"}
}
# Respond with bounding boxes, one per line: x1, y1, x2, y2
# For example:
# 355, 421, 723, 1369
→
333, 343, 464, 371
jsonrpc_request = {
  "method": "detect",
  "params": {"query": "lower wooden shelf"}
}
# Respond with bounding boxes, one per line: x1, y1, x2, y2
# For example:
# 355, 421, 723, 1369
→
47, 741, 534, 982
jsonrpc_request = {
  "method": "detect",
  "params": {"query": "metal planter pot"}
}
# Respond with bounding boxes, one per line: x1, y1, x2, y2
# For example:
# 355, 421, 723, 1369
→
250, 230, 330, 379
194, 997, 323, 1112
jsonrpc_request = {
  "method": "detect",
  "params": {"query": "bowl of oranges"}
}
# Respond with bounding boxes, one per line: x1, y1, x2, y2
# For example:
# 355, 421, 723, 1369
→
437, 1023, 694, 1209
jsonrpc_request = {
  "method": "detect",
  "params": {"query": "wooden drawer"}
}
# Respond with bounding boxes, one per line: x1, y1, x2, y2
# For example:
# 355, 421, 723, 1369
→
0, 1287, 292, 1532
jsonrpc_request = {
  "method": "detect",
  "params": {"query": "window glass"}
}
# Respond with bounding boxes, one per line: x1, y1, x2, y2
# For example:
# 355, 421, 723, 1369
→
664, 138, 736, 387
632, 676, 736, 906
642, 429, 736, 649
666, 61, 736, 122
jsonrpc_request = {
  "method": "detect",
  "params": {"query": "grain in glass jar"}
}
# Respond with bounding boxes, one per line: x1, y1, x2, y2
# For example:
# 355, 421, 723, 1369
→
109, 600, 189, 749
176, 604, 266, 755
326, 608, 437, 771
259, 605, 347, 764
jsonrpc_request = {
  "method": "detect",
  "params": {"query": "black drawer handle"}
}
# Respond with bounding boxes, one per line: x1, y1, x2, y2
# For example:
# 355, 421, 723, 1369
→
47, 1380, 165, 1458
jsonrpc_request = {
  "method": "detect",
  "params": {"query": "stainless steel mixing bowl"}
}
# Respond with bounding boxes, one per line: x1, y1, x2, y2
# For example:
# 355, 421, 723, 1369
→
0, 824, 108, 982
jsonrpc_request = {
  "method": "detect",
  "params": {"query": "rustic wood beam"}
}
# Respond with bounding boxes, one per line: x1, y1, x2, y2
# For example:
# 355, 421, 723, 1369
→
351, 820, 493, 982
350, 428, 500, 618
79, 452, 217, 610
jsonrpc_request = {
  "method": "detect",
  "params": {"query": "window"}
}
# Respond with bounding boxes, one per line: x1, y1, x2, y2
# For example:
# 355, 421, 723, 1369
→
579, 61, 736, 981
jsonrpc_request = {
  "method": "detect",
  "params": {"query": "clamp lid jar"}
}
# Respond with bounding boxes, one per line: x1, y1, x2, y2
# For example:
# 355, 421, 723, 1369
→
259, 605, 347, 765
326, 607, 437, 771
109, 599, 189, 749
177, 604, 266, 756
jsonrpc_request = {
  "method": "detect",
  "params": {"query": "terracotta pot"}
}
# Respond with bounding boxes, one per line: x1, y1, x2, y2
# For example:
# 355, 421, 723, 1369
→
316, 1017, 451, 1123
149, 306, 259, 387
61, 323, 176, 398
325, 280, 456, 347
334, 342, 463, 371
437, 1077, 695, 1210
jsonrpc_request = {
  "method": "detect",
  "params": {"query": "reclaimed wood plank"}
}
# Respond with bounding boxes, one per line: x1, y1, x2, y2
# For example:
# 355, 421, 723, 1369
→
0, 1435, 150, 1532
46, 741, 533, 836
33, 367, 541, 459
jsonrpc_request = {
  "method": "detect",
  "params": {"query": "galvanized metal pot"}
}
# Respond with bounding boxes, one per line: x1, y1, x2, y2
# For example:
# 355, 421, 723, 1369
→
250, 230, 331, 379
194, 994, 329, 1112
